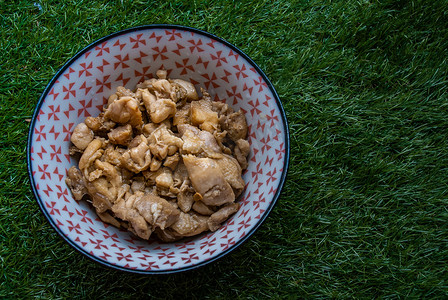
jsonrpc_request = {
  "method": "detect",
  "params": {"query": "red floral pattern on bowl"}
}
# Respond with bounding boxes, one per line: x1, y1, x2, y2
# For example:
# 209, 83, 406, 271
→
27, 25, 289, 274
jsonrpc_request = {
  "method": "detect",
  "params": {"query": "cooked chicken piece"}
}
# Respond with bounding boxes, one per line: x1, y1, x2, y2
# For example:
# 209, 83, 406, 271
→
173, 103, 191, 125
182, 154, 235, 206
211, 101, 233, 117
200, 87, 212, 101
134, 88, 144, 102
137, 77, 157, 89
173, 162, 194, 189
179, 129, 203, 155
169, 84, 187, 103
178, 124, 221, 156
163, 153, 180, 171
152, 79, 172, 96
94, 159, 121, 187
133, 193, 180, 230
85, 113, 116, 134
169, 199, 180, 208
107, 124, 133, 145
167, 145, 178, 156
86, 168, 103, 181
177, 191, 194, 213
155, 168, 174, 189
96, 209, 122, 228
116, 184, 130, 203
130, 177, 146, 193
220, 110, 248, 142
191, 99, 219, 132
142, 89, 176, 123
197, 130, 221, 156
115, 86, 135, 98
214, 154, 245, 196
84, 116, 101, 131
192, 201, 215, 216
112, 196, 152, 240
173, 161, 189, 181
213, 130, 232, 155
79, 139, 104, 170
154, 227, 182, 242
173, 166, 188, 187
120, 169, 134, 186
128, 134, 145, 148
157, 186, 178, 199
103, 144, 124, 166
104, 96, 142, 127
211, 101, 225, 113
212, 129, 226, 142
71, 123, 94, 150
150, 157, 162, 171
169, 211, 208, 237
147, 126, 183, 160
65, 166, 88, 200
234, 138, 250, 169
120, 135, 152, 173
156, 69, 167, 79
176, 123, 202, 138
142, 122, 158, 136
160, 119, 173, 130
236, 138, 250, 155
142, 168, 164, 186
69, 145, 83, 157
207, 203, 240, 232
86, 177, 115, 213
86, 168, 102, 182
102, 120, 117, 133
171, 79, 198, 101
107, 93, 118, 107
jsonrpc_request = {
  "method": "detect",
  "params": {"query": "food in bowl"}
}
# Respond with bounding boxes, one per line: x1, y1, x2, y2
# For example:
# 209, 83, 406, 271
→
65, 69, 250, 242
28, 25, 289, 273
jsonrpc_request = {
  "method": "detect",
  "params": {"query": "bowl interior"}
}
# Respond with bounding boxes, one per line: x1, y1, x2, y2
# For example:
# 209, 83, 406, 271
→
28, 25, 288, 273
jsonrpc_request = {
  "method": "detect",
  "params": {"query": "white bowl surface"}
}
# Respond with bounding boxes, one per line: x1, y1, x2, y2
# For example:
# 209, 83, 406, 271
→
28, 25, 288, 273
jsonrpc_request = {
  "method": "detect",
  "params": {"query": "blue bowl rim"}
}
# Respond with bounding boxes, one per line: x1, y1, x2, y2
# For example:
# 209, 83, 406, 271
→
26, 24, 290, 274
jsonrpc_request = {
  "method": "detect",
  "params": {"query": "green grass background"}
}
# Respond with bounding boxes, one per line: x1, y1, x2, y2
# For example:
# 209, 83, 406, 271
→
1, 0, 448, 298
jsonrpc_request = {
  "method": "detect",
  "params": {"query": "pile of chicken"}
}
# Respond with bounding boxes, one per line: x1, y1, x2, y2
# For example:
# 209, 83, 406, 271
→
65, 70, 250, 242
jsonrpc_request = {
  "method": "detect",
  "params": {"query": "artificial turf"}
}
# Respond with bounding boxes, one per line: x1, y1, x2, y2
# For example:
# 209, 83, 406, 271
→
1, 0, 448, 298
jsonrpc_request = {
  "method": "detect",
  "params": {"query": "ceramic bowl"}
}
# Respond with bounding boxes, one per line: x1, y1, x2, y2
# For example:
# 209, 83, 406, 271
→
27, 25, 289, 273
